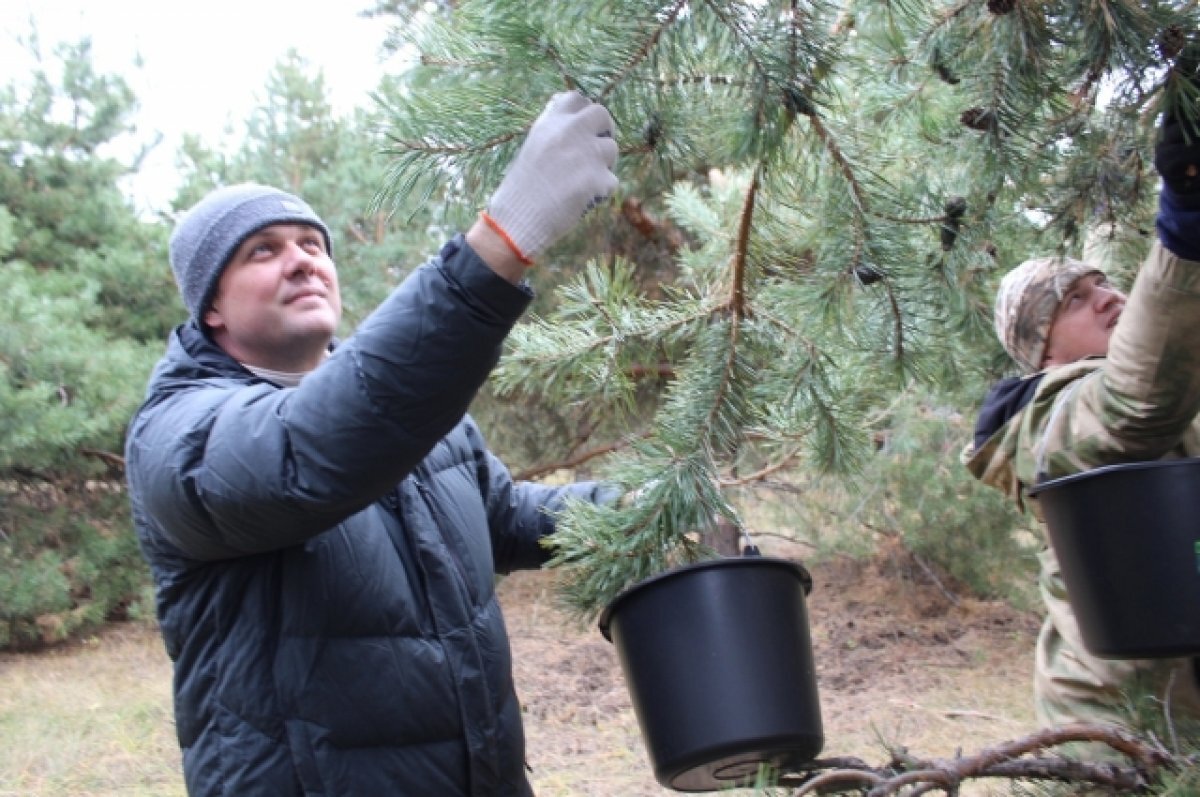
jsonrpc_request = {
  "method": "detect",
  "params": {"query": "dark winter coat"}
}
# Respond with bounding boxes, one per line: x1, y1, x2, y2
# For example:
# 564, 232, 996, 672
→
125, 236, 612, 796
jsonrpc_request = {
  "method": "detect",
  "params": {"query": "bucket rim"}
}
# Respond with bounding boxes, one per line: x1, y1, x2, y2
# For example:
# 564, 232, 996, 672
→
597, 555, 812, 641
1026, 456, 1200, 497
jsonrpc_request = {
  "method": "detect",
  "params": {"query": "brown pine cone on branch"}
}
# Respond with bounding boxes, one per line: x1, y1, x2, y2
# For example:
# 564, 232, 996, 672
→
1159, 24, 1186, 60
960, 107, 998, 132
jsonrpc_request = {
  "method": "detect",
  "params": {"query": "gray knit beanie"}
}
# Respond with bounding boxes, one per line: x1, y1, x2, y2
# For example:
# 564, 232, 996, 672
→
169, 183, 332, 323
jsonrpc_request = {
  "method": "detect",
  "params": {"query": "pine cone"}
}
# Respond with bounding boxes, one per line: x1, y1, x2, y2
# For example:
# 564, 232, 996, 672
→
940, 196, 967, 252
854, 264, 883, 286
784, 86, 815, 117
987, 0, 1016, 14
933, 61, 960, 85
960, 107, 997, 132
1160, 25, 1186, 61
643, 114, 663, 150
931, 46, 960, 85
940, 219, 961, 252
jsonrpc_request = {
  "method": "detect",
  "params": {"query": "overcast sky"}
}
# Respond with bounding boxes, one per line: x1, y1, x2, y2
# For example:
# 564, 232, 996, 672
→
2, 0, 394, 212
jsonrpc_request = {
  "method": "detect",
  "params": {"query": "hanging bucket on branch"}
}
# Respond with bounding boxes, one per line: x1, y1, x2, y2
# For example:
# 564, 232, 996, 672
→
598, 556, 823, 792
1028, 458, 1200, 659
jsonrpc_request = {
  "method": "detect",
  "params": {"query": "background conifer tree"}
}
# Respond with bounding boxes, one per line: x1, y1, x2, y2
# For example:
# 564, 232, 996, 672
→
0, 36, 172, 646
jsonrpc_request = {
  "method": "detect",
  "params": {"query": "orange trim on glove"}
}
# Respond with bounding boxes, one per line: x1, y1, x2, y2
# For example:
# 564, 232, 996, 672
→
479, 211, 535, 267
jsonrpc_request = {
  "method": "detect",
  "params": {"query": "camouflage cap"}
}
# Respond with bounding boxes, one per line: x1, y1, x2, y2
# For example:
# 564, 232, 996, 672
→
993, 256, 1103, 373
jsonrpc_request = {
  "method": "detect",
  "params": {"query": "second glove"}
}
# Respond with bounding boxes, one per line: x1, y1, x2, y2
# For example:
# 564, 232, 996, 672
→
1156, 115, 1200, 203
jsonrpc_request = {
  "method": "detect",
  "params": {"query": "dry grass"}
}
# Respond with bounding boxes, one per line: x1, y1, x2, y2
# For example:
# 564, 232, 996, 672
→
0, 626, 182, 797
0, 556, 1040, 797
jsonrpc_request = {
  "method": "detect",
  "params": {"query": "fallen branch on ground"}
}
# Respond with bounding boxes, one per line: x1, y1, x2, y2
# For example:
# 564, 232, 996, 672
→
777, 723, 1189, 795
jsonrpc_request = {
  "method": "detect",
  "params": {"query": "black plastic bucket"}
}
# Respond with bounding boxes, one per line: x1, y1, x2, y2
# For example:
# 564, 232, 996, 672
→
598, 557, 823, 791
1028, 458, 1200, 658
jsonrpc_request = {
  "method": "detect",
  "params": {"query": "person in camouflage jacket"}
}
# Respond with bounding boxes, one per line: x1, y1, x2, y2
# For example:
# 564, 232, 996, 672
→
963, 103, 1200, 734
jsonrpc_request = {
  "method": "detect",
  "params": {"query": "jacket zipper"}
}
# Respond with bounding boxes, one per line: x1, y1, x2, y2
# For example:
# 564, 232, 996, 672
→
413, 480, 475, 602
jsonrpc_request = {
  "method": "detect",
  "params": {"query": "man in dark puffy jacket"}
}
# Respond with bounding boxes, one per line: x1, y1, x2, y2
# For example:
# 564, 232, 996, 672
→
125, 91, 619, 796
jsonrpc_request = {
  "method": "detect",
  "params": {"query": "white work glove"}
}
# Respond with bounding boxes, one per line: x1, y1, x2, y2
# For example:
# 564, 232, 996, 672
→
486, 91, 619, 261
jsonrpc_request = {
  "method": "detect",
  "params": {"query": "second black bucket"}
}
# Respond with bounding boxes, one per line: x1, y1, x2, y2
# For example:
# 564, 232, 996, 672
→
598, 557, 823, 792
1028, 458, 1200, 658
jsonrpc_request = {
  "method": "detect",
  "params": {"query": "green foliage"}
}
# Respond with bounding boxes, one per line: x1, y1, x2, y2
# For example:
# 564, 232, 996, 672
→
372, 0, 1189, 614
0, 35, 170, 649
771, 388, 1041, 609
0, 483, 149, 648
0, 36, 170, 475
874, 417, 1039, 608
0, 37, 171, 472
0, 264, 156, 472
0, 38, 175, 339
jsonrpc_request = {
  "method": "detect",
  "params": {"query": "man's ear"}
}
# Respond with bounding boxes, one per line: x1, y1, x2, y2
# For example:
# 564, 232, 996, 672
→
203, 304, 224, 331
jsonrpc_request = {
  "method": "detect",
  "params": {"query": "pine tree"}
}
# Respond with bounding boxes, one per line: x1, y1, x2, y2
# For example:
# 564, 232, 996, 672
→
372, 0, 1195, 618
0, 35, 172, 646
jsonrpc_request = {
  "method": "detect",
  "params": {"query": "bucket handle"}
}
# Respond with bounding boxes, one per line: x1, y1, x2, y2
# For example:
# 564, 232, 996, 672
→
735, 523, 815, 594
739, 525, 761, 556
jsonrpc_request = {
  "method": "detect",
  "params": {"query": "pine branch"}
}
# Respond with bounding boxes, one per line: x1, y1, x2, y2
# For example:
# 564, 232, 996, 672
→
597, 0, 689, 102
418, 54, 491, 70
699, 318, 744, 456
802, 111, 897, 371
619, 197, 684, 249
374, 0, 1194, 613
345, 223, 370, 246
717, 443, 803, 486
882, 278, 905, 361
626, 363, 676, 379
728, 164, 760, 320
513, 432, 647, 481
869, 209, 958, 226
807, 111, 868, 215
79, 448, 125, 470
386, 129, 522, 157
776, 723, 1177, 795
698, 0, 772, 82
502, 295, 720, 374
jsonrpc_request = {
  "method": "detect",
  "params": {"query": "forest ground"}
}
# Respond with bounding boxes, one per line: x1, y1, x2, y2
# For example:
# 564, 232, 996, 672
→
511, 546, 1042, 796
0, 545, 1043, 796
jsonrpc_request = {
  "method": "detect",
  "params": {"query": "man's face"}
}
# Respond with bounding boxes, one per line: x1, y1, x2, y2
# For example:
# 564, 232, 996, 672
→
203, 223, 341, 372
1041, 272, 1126, 368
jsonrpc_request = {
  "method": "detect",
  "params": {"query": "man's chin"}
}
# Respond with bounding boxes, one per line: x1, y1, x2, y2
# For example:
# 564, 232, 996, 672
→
283, 319, 338, 351
288, 307, 339, 332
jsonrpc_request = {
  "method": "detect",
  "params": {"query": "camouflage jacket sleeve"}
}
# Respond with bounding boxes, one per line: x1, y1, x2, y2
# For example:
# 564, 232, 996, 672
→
966, 240, 1200, 509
